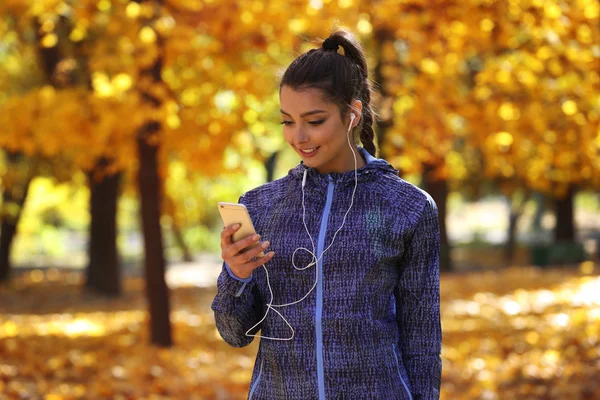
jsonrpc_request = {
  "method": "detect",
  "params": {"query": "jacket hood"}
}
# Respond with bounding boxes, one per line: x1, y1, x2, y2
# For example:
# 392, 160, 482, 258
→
288, 146, 399, 187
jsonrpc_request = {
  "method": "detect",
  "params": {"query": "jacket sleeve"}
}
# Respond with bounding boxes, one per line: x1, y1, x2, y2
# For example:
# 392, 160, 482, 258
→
210, 261, 264, 348
210, 194, 264, 348
394, 195, 442, 400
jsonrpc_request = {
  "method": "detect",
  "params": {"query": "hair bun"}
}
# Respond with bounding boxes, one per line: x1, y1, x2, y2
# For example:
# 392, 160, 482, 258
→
322, 37, 339, 51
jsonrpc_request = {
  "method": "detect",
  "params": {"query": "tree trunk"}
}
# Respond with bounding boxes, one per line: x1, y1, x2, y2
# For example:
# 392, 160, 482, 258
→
172, 219, 193, 263
554, 186, 575, 242
0, 221, 17, 282
138, 121, 172, 347
504, 190, 531, 264
0, 152, 33, 282
265, 151, 279, 182
422, 163, 451, 272
163, 193, 193, 263
85, 158, 122, 295
505, 210, 519, 264
530, 192, 545, 233
373, 29, 395, 161
132, 0, 172, 347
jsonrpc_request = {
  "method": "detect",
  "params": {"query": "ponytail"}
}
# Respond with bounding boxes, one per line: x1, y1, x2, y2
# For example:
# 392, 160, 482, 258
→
358, 80, 377, 157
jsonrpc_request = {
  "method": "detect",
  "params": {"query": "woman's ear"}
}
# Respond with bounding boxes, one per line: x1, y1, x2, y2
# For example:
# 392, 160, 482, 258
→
350, 99, 363, 127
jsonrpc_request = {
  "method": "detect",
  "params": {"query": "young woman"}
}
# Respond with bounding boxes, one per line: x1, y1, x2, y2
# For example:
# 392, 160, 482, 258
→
212, 29, 442, 400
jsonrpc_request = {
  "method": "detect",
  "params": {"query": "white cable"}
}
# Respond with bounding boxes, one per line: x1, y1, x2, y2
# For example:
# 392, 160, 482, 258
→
246, 112, 359, 340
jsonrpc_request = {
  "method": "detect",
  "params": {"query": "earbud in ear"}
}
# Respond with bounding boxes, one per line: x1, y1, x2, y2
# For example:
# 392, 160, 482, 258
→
350, 113, 355, 123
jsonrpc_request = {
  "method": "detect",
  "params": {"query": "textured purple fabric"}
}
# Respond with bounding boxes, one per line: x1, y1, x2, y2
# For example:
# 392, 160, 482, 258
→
211, 147, 442, 400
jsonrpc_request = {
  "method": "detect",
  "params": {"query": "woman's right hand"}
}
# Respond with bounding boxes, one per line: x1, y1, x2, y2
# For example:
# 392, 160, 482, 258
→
220, 224, 275, 279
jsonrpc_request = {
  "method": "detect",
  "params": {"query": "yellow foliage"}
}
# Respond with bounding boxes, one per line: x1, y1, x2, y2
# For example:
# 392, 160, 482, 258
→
1, 0, 599, 199
1, 265, 599, 398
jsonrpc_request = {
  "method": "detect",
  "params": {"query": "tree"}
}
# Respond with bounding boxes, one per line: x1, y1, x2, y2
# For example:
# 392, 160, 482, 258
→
0, 11, 60, 282
132, 0, 172, 347
465, 0, 600, 245
0, 151, 35, 281
366, 0, 599, 267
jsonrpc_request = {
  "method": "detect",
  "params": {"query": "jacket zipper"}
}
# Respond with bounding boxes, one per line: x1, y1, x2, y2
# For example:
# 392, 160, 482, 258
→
393, 344, 413, 400
316, 175, 335, 399
248, 359, 263, 399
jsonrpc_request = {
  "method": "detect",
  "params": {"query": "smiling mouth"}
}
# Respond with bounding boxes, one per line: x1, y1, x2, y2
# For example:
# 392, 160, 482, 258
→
299, 147, 319, 154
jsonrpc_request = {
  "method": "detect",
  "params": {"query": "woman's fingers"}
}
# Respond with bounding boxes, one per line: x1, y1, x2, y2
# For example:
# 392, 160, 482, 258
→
224, 243, 275, 279
220, 225, 274, 274
235, 240, 270, 263
244, 251, 275, 270
220, 225, 260, 258
235, 251, 275, 274
220, 223, 240, 248
232, 234, 262, 255
221, 234, 261, 262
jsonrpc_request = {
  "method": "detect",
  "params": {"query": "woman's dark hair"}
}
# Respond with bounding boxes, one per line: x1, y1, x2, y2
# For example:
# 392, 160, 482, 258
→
280, 28, 378, 156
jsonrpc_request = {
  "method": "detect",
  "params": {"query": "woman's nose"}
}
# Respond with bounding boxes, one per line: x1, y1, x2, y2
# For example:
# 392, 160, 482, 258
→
294, 126, 309, 145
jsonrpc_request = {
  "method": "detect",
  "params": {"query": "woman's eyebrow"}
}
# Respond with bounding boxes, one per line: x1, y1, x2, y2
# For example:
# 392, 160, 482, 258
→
280, 109, 327, 117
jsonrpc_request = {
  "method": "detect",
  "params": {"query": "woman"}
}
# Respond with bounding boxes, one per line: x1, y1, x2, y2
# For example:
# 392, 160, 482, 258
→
212, 28, 442, 400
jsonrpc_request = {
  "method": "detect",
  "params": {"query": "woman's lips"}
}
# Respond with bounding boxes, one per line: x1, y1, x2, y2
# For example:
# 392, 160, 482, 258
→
299, 147, 319, 158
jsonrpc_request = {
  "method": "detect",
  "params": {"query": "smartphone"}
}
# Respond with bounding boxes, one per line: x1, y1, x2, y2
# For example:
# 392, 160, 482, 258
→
217, 202, 264, 257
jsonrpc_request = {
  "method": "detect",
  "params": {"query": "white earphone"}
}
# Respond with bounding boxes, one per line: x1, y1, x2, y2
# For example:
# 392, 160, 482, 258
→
246, 108, 361, 341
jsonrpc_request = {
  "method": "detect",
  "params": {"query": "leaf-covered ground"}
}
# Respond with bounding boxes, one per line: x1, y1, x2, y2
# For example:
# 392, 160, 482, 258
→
1, 262, 599, 399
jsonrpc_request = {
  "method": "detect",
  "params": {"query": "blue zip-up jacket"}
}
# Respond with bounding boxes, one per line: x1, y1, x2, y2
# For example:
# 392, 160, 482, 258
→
211, 147, 442, 399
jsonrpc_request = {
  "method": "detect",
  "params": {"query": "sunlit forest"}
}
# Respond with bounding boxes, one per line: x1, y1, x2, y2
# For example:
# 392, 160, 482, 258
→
0, 0, 599, 398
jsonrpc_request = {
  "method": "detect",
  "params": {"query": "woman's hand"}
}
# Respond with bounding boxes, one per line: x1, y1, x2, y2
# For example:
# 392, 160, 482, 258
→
220, 224, 275, 279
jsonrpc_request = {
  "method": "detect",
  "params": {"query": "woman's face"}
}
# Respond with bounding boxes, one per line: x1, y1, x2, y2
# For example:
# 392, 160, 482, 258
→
279, 85, 361, 174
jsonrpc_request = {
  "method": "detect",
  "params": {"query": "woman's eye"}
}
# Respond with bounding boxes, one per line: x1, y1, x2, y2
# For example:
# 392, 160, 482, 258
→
280, 120, 324, 126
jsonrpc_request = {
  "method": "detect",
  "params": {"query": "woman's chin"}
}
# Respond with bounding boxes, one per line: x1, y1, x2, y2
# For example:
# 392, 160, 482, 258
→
302, 158, 320, 168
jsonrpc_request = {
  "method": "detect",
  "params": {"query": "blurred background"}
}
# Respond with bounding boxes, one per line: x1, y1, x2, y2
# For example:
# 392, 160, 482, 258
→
0, 0, 599, 398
